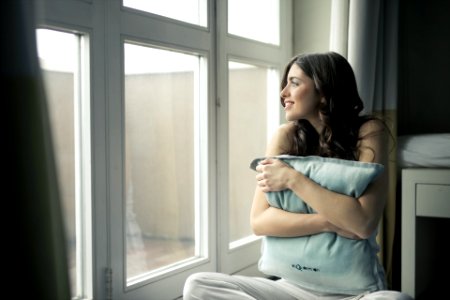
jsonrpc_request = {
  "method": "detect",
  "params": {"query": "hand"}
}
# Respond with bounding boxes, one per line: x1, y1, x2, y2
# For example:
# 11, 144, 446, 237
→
255, 158, 295, 192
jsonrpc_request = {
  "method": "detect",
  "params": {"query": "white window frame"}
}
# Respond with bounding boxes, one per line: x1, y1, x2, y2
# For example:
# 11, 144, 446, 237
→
35, 17, 94, 300
216, 0, 292, 275
35, 0, 292, 299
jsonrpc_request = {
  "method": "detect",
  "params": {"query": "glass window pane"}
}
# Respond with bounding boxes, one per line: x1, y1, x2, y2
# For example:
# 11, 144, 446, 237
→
228, 61, 278, 248
228, 0, 280, 45
123, 0, 207, 27
124, 44, 203, 281
36, 29, 78, 297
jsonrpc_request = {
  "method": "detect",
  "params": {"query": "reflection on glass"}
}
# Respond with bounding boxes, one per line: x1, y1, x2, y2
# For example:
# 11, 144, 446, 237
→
124, 44, 200, 280
228, 61, 277, 248
123, 0, 207, 27
228, 0, 280, 45
36, 29, 78, 297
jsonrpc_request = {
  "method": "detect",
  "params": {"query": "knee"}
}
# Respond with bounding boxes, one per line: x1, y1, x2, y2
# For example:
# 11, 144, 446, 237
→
388, 291, 414, 300
364, 290, 414, 300
183, 272, 213, 300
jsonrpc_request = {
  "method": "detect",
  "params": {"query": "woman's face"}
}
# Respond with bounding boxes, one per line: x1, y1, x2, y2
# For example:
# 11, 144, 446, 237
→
280, 64, 322, 123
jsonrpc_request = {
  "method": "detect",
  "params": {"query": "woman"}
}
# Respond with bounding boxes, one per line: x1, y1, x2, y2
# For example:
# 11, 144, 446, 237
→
183, 52, 412, 299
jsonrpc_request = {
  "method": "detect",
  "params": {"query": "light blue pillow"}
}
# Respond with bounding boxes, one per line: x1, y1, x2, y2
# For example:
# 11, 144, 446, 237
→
250, 155, 386, 295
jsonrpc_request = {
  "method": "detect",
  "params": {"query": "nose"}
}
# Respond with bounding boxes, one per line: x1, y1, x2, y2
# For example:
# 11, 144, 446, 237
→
280, 86, 289, 107
280, 85, 288, 99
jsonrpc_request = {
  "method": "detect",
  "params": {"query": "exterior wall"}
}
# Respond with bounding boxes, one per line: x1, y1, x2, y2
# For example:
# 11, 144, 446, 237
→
45, 68, 268, 241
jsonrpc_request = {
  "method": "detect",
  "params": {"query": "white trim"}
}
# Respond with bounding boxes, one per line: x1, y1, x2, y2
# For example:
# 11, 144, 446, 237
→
216, 0, 292, 275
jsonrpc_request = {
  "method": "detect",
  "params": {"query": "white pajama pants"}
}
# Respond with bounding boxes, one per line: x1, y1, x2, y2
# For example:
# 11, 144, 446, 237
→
183, 272, 414, 300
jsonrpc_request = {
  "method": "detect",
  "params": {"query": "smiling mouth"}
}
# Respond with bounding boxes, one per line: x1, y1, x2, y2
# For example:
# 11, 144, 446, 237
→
284, 101, 294, 109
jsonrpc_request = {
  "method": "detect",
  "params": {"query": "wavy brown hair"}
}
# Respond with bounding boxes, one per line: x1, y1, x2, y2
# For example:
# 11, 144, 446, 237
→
280, 52, 387, 160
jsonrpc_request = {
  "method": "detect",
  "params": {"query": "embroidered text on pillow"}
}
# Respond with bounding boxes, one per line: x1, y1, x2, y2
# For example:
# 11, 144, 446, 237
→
291, 264, 320, 272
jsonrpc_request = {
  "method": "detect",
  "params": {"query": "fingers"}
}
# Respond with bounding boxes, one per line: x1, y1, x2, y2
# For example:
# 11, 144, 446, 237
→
255, 162, 266, 173
259, 158, 275, 165
255, 158, 275, 172
255, 164, 263, 173
259, 158, 272, 164
257, 180, 270, 193
255, 158, 287, 192
255, 172, 265, 181
256, 171, 267, 187
256, 169, 271, 192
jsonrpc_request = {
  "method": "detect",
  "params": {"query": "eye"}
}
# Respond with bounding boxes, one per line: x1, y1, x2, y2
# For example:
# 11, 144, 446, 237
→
290, 79, 299, 86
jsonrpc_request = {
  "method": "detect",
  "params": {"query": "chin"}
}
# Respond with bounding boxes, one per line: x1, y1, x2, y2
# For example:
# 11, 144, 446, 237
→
285, 113, 303, 122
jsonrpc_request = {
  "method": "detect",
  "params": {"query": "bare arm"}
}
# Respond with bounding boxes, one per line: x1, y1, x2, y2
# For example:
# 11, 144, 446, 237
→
250, 186, 331, 237
256, 120, 389, 239
250, 123, 359, 238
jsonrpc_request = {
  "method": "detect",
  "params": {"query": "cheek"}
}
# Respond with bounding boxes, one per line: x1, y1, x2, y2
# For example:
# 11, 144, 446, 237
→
285, 92, 320, 121
296, 90, 319, 110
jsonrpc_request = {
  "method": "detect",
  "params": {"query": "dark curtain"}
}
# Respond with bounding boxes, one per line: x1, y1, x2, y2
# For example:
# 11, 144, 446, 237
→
3, 0, 71, 298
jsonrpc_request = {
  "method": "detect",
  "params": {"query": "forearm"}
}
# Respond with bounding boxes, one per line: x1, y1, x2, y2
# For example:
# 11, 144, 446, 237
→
287, 170, 381, 238
252, 206, 328, 237
251, 187, 329, 237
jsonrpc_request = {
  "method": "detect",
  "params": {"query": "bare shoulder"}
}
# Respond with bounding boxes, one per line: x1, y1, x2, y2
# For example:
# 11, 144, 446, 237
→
278, 122, 296, 136
265, 122, 295, 156
358, 118, 387, 137
357, 118, 389, 164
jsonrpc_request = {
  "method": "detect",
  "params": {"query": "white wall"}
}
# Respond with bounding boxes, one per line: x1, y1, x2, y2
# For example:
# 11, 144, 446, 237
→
293, 0, 332, 54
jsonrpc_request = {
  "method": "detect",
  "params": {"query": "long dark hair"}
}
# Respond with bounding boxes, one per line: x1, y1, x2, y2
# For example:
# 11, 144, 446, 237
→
280, 52, 385, 160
